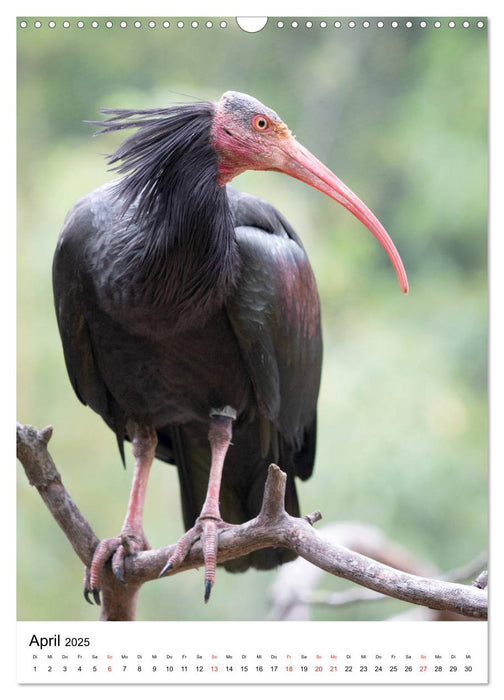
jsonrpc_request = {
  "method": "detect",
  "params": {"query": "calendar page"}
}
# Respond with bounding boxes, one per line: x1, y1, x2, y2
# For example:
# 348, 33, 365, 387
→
16, 4, 489, 689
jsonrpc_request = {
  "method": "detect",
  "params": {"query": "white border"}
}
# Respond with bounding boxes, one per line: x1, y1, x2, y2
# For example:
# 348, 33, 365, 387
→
6, 1, 502, 697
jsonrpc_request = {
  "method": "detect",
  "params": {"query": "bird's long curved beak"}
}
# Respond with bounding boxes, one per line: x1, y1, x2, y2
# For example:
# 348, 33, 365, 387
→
278, 136, 409, 294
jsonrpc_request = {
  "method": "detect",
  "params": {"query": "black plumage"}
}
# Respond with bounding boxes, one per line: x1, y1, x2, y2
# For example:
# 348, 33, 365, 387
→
53, 96, 322, 584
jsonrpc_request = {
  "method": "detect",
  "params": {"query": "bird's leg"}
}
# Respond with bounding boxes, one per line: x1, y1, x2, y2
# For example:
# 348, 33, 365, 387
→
199, 413, 234, 598
85, 423, 157, 604
160, 407, 236, 601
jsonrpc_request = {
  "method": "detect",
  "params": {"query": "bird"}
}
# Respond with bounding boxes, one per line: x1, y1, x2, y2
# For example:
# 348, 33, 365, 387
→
53, 90, 408, 604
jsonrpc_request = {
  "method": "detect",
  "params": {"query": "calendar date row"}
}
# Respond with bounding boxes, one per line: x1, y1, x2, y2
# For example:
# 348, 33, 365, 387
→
32, 663, 474, 674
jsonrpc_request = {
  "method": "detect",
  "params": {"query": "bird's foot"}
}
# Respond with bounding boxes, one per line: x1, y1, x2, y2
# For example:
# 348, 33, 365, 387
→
159, 516, 231, 602
84, 530, 149, 605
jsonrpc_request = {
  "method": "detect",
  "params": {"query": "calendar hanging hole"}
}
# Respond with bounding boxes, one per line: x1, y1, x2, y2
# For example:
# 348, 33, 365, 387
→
236, 17, 268, 33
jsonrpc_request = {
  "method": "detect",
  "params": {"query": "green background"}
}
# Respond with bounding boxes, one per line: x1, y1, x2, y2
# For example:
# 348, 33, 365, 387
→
17, 16, 487, 621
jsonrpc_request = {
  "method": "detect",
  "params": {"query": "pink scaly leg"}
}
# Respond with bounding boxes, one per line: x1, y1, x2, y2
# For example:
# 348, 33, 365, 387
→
159, 408, 235, 602
85, 423, 157, 604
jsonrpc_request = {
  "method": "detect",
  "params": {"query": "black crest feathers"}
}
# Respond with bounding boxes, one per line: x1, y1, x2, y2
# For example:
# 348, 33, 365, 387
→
88, 102, 237, 316
91, 102, 221, 243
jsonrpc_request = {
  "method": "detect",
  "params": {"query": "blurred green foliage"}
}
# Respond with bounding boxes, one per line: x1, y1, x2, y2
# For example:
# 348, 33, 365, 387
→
17, 17, 487, 621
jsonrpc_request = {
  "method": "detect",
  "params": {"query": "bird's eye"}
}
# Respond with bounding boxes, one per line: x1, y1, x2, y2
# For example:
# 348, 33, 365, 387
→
252, 115, 269, 131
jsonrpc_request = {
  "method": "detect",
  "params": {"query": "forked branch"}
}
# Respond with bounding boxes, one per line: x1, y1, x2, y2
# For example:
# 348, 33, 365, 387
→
16, 422, 488, 621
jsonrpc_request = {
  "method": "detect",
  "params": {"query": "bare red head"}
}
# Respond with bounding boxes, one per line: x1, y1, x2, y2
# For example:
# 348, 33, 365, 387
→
212, 91, 408, 294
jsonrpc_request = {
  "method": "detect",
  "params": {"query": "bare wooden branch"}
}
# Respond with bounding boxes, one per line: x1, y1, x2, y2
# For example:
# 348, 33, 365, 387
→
16, 422, 140, 621
17, 422, 488, 621
268, 522, 438, 620
271, 528, 487, 620
16, 423, 98, 566
474, 569, 488, 590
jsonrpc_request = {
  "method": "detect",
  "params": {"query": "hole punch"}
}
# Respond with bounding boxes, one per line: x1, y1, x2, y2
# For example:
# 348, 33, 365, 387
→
236, 17, 268, 33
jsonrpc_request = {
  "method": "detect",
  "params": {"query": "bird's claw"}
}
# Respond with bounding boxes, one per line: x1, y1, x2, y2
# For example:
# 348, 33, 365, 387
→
159, 517, 230, 602
204, 578, 213, 602
83, 532, 148, 604
83, 567, 102, 605
159, 531, 200, 577
83, 570, 101, 606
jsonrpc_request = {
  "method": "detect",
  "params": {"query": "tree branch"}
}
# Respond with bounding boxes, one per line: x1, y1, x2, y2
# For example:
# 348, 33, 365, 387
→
17, 422, 488, 621
270, 528, 487, 621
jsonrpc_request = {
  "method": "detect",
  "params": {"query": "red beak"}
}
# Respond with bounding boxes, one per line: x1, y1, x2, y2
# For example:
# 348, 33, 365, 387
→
278, 136, 409, 294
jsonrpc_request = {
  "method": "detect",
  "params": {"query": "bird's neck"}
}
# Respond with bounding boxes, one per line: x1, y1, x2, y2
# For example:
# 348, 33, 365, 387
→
102, 103, 239, 327
132, 182, 238, 323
